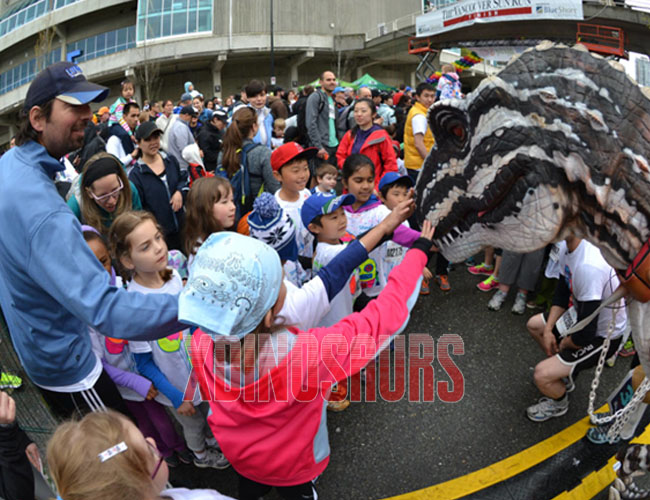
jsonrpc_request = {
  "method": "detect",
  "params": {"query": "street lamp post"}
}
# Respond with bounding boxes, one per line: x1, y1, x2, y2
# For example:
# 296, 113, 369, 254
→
270, 0, 275, 86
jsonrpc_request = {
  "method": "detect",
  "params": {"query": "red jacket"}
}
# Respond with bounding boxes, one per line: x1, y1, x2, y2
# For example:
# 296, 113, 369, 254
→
190, 247, 427, 486
336, 127, 398, 188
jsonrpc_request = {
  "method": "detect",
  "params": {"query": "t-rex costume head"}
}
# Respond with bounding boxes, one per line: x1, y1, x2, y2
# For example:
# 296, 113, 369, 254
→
416, 42, 650, 277
415, 42, 650, 498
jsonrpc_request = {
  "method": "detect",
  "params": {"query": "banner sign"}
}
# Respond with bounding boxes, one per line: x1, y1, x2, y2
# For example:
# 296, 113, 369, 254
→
416, 0, 584, 37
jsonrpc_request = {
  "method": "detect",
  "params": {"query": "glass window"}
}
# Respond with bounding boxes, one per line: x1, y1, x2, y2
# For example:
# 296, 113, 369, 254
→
36, 0, 46, 16
136, 0, 211, 40
137, 22, 146, 43
162, 13, 172, 37
106, 29, 116, 51
8, 16, 16, 31
26, 6, 35, 22
172, 10, 186, 35
173, 0, 188, 12
17, 10, 25, 26
95, 33, 106, 57
127, 25, 136, 44
1, 21, 6, 37
117, 27, 127, 49
150, 0, 163, 14
186, 8, 197, 33
198, 11, 210, 32
86, 36, 95, 58
150, 15, 162, 38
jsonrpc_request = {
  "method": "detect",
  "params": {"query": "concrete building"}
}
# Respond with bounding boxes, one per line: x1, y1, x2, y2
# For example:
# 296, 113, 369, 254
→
0, 0, 434, 144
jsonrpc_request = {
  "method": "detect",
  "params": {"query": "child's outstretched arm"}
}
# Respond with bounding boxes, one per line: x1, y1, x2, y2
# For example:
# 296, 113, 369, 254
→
313, 220, 436, 384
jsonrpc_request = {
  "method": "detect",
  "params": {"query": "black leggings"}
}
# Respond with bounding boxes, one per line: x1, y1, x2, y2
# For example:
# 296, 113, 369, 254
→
38, 369, 133, 421
239, 474, 318, 500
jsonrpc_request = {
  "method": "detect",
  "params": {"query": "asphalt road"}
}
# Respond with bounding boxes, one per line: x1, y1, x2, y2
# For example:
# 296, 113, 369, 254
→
169, 258, 632, 499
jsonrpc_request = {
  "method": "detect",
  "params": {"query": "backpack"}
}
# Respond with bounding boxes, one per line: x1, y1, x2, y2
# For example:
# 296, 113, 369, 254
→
336, 104, 353, 140
188, 163, 214, 188
296, 91, 325, 147
229, 142, 264, 216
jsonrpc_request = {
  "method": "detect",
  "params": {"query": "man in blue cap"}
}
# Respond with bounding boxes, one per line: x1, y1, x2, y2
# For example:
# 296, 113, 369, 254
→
0, 62, 184, 419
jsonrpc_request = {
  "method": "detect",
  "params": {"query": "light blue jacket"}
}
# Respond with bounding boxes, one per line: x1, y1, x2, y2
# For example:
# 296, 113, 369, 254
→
253, 107, 274, 149
0, 141, 183, 387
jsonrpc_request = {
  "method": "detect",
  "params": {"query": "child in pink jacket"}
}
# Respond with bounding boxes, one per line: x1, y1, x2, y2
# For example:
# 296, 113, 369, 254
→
179, 202, 435, 500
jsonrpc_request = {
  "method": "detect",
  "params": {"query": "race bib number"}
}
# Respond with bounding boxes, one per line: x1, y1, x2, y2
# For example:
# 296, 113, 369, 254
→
556, 306, 578, 338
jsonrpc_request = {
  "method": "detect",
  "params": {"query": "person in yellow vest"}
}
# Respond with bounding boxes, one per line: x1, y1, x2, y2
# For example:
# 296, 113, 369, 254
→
404, 82, 451, 293
404, 82, 436, 177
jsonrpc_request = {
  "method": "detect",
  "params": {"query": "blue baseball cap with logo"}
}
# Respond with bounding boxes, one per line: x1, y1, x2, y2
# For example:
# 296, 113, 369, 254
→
301, 193, 355, 230
23, 62, 109, 110
378, 171, 414, 192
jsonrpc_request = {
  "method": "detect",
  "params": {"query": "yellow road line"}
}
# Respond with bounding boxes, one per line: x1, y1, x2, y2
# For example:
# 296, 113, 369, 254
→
552, 421, 650, 499
382, 405, 608, 500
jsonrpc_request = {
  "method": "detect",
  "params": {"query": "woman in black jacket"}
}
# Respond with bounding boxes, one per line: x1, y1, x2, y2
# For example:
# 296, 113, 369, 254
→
196, 109, 227, 172
128, 122, 189, 251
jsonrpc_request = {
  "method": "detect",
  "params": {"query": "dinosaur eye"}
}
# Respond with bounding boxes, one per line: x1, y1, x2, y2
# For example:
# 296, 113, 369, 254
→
429, 106, 469, 150
447, 120, 467, 146
451, 124, 465, 140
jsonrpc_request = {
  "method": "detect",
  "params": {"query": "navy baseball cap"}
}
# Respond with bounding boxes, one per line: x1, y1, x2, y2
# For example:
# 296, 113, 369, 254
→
301, 193, 355, 230
24, 62, 108, 111
378, 171, 414, 192
180, 105, 198, 117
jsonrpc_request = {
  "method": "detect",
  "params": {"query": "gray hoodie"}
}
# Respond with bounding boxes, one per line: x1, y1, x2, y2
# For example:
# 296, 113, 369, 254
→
305, 89, 332, 150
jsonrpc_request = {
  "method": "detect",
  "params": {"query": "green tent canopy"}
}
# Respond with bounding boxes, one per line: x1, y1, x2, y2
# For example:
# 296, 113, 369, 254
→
350, 73, 395, 91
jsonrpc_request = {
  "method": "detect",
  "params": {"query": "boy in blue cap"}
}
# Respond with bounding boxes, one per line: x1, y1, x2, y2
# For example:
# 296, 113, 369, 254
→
378, 171, 433, 293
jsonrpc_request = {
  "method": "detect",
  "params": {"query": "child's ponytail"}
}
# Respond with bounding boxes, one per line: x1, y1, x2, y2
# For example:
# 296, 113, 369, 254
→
222, 107, 256, 177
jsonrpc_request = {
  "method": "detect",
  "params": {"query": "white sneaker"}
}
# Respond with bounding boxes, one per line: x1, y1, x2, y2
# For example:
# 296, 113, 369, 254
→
193, 450, 230, 470
511, 292, 527, 315
488, 290, 507, 311
526, 396, 569, 422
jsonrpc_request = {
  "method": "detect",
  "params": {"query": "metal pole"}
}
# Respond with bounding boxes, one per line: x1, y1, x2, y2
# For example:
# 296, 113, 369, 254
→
270, 0, 275, 85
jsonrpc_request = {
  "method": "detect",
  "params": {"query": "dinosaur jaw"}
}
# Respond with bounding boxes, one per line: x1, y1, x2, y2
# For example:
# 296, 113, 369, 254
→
422, 180, 568, 263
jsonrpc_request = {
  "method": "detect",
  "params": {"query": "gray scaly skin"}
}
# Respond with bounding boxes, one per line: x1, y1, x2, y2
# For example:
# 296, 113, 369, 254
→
414, 42, 650, 497
416, 41, 650, 271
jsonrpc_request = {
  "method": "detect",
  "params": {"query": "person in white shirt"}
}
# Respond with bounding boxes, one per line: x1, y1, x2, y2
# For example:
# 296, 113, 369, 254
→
526, 236, 627, 422
106, 102, 140, 167
155, 99, 177, 152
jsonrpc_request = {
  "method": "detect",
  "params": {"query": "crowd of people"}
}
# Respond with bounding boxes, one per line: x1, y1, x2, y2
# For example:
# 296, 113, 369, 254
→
0, 60, 636, 500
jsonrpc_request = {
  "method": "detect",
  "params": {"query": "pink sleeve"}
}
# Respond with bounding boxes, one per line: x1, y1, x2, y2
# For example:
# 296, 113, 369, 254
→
305, 247, 427, 384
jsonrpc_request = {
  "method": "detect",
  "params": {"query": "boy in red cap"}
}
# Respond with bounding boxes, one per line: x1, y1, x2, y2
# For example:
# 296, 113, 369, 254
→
271, 142, 318, 286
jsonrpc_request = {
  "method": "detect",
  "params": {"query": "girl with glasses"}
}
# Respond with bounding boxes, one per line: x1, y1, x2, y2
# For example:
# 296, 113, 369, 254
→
67, 152, 143, 235
47, 410, 235, 500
